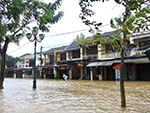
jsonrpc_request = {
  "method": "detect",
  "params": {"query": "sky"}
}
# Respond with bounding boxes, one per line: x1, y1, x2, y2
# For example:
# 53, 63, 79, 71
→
6, 0, 125, 57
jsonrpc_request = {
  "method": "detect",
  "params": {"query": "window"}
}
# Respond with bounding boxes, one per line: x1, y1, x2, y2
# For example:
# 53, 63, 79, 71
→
50, 55, 54, 64
72, 50, 80, 58
105, 44, 117, 53
60, 53, 66, 60
87, 46, 98, 55
29, 60, 34, 67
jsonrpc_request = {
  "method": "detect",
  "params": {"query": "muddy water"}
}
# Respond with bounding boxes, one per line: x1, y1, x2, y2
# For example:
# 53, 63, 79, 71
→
0, 78, 150, 113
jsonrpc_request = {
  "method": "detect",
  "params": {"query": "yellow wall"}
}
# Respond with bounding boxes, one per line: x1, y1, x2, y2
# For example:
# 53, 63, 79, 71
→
97, 44, 101, 59
57, 53, 60, 61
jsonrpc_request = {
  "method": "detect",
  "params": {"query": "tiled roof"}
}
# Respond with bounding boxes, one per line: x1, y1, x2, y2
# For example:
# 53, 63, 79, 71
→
85, 30, 122, 43
44, 45, 68, 55
19, 53, 31, 58
102, 30, 122, 37
64, 41, 80, 51
65, 30, 122, 51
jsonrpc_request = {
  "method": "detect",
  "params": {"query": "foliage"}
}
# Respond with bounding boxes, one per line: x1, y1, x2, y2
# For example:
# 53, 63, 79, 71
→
0, 54, 21, 68
74, 33, 88, 47
6, 55, 21, 68
77, 0, 150, 108
0, 0, 64, 46
78, 0, 150, 51
79, 0, 104, 33
0, 0, 64, 89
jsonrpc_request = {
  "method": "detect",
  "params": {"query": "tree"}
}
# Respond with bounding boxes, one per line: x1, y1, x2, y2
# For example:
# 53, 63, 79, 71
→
0, 0, 64, 89
6, 55, 21, 68
0, 54, 21, 68
78, 0, 150, 107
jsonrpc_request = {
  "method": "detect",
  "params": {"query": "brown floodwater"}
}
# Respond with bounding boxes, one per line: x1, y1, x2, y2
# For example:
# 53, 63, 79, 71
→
0, 78, 150, 113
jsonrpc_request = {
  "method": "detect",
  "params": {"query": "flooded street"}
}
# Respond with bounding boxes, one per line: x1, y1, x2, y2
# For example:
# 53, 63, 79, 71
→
0, 78, 150, 113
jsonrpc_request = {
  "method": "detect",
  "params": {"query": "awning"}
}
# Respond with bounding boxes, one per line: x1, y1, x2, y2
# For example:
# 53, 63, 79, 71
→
125, 58, 149, 63
114, 58, 150, 63
86, 62, 99, 67
97, 61, 114, 66
86, 61, 113, 67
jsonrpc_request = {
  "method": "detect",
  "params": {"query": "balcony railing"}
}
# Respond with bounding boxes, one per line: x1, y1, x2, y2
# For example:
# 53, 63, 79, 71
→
17, 64, 29, 68
101, 52, 121, 59
82, 54, 98, 60
128, 48, 146, 57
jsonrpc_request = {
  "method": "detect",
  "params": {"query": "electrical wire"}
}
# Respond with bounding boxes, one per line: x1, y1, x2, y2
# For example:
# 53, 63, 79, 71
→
8, 42, 30, 54
7, 24, 111, 54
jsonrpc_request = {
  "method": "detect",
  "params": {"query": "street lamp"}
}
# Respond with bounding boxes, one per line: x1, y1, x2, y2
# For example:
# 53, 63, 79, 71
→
26, 26, 45, 89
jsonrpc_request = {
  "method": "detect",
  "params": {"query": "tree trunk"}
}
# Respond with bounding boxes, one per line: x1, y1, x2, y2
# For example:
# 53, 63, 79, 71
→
0, 37, 9, 89
0, 52, 6, 89
120, 33, 126, 107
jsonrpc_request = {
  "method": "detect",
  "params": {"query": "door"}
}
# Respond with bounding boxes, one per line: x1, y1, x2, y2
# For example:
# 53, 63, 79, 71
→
72, 66, 80, 79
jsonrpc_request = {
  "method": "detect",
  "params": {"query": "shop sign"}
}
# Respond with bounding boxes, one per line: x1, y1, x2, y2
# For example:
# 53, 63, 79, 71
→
113, 63, 121, 69
60, 67, 65, 70
77, 63, 84, 67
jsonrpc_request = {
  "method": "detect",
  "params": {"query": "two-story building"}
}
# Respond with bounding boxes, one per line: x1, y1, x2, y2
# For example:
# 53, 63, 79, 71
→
15, 53, 43, 78
42, 30, 150, 81
43, 45, 68, 79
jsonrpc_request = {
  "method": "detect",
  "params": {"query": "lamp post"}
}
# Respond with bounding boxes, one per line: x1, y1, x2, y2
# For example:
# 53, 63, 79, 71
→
26, 27, 45, 89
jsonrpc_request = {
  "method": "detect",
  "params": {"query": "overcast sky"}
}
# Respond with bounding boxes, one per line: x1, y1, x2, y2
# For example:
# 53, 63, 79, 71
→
6, 0, 124, 57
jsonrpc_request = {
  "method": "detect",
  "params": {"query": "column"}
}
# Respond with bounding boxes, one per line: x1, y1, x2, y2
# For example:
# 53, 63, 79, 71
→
80, 67, 83, 79
97, 44, 102, 59
132, 64, 137, 81
90, 67, 93, 81
80, 48, 83, 60
104, 66, 107, 80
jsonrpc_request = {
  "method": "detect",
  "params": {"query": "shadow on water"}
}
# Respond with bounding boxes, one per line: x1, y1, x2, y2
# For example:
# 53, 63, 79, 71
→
0, 78, 150, 113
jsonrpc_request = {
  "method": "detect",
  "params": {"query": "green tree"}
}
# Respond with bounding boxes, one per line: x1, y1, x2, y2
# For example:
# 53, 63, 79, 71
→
0, 0, 64, 89
78, 0, 150, 107
6, 55, 21, 68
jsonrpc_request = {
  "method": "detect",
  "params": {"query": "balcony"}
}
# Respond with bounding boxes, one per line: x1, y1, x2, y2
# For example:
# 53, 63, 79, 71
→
101, 52, 121, 59
83, 54, 98, 60
128, 48, 146, 57
17, 64, 29, 68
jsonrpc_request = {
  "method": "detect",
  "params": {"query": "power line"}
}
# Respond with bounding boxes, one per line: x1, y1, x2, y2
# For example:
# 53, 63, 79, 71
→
45, 29, 89, 38
8, 42, 30, 54
7, 24, 111, 54
45, 24, 110, 38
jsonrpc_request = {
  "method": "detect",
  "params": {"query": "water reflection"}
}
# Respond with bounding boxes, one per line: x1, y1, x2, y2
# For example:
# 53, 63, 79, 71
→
0, 78, 150, 113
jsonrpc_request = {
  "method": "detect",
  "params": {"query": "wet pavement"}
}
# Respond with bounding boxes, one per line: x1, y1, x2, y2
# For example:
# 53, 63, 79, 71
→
0, 78, 150, 113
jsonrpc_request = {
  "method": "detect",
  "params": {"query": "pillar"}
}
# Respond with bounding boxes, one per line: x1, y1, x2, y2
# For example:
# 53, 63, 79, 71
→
104, 66, 107, 80
80, 48, 83, 60
80, 67, 83, 79
90, 67, 93, 81
69, 68, 72, 80
97, 44, 102, 59
100, 67, 103, 80
132, 64, 137, 81
44, 74, 46, 79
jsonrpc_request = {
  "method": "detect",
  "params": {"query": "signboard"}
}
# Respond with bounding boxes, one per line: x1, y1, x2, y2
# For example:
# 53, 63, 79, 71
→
77, 63, 84, 67
60, 67, 65, 70
115, 69, 120, 80
113, 63, 121, 69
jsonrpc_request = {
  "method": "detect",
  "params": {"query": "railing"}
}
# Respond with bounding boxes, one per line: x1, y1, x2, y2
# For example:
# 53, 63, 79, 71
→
101, 52, 121, 59
17, 64, 29, 68
129, 49, 146, 56
82, 54, 98, 60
